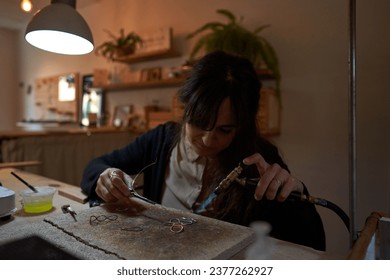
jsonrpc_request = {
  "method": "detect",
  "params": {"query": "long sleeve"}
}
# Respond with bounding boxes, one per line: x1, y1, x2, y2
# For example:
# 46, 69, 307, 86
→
80, 122, 179, 202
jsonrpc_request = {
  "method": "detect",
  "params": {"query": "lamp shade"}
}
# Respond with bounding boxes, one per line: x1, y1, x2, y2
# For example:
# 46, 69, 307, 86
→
25, 2, 94, 55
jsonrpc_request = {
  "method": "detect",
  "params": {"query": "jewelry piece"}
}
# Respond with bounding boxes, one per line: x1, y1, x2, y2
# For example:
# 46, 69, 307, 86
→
109, 170, 120, 181
170, 223, 184, 233
164, 217, 197, 233
273, 178, 282, 185
89, 214, 118, 226
178, 217, 197, 225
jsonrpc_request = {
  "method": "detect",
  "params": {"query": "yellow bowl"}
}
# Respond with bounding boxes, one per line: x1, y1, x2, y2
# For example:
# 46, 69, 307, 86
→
20, 186, 56, 214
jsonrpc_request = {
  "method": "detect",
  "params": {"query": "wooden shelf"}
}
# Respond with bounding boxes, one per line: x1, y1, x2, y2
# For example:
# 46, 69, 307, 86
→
101, 71, 273, 92
101, 77, 186, 92
112, 49, 181, 64
101, 52, 275, 92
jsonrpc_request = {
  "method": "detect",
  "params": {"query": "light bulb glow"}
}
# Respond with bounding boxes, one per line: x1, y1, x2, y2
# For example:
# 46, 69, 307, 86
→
21, 0, 32, 12
25, 30, 94, 55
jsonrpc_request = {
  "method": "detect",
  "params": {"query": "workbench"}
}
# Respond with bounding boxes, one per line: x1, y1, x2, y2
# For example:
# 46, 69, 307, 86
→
0, 168, 326, 259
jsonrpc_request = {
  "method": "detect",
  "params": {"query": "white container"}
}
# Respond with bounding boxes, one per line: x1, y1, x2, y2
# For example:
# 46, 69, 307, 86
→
245, 221, 273, 259
0, 186, 16, 218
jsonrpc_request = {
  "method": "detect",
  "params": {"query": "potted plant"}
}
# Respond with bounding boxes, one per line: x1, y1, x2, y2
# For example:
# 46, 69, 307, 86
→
186, 9, 280, 93
95, 28, 143, 60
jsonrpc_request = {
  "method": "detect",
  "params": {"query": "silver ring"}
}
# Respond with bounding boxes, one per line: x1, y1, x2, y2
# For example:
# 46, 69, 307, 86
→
109, 170, 119, 180
273, 178, 282, 185
170, 223, 184, 233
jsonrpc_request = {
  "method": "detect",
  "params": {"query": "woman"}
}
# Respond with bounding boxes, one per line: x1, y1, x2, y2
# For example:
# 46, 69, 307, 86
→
81, 51, 326, 251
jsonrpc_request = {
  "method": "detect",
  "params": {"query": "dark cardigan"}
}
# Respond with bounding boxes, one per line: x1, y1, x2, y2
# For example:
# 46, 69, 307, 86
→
81, 122, 326, 251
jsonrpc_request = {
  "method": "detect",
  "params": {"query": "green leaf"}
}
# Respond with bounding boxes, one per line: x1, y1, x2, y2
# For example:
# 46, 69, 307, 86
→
216, 9, 236, 23
186, 22, 225, 39
186, 8, 281, 96
253, 24, 270, 34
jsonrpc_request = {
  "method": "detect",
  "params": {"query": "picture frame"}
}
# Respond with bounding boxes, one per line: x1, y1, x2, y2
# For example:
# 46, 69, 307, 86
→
112, 105, 133, 127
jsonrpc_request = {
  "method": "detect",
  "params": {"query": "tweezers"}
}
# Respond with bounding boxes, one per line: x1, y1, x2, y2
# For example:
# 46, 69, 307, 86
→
128, 160, 158, 205
129, 188, 156, 205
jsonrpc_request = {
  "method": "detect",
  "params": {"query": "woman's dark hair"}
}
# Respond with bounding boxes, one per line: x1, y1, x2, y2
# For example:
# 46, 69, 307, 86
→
179, 50, 261, 138
176, 51, 264, 221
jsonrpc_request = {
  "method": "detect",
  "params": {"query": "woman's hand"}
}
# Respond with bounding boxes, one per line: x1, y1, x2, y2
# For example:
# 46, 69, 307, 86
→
96, 168, 134, 203
242, 153, 304, 202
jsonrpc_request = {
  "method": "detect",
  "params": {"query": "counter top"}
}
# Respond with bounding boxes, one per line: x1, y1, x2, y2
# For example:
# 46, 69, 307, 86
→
0, 125, 141, 139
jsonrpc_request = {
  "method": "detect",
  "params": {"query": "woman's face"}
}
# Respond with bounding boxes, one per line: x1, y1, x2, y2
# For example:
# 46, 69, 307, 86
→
185, 98, 237, 158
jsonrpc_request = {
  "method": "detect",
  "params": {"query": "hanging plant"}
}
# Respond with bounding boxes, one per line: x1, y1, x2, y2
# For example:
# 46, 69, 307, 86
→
95, 28, 143, 61
187, 9, 280, 93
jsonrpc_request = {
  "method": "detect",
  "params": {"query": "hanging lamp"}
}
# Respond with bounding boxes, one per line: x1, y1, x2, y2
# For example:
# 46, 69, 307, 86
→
25, 0, 94, 55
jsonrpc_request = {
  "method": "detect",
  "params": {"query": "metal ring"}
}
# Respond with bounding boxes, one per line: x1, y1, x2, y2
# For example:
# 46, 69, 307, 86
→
89, 214, 118, 226
273, 178, 282, 185
106, 215, 118, 221
169, 218, 181, 224
109, 170, 119, 180
170, 223, 184, 233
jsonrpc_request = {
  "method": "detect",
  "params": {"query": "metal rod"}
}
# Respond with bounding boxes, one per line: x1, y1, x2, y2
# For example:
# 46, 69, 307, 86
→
10, 171, 38, 193
348, 0, 358, 245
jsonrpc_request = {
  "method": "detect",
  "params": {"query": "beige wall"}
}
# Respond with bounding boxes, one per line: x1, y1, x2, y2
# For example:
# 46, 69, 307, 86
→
0, 28, 20, 130
3, 0, 390, 257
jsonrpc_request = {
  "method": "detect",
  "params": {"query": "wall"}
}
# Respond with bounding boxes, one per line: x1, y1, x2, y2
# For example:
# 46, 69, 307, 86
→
0, 28, 20, 130
7, 0, 390, 257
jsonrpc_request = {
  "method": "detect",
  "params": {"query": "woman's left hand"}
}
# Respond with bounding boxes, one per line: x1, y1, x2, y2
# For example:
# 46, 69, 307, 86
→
242, 153, 304, 202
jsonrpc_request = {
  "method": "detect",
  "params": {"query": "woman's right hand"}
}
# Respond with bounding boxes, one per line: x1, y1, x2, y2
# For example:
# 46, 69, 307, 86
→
243, 153, 304, 202
95, 168, 134, 203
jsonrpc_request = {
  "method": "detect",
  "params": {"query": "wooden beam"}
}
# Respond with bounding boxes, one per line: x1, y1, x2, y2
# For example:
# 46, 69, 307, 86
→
0, 161, 42, 168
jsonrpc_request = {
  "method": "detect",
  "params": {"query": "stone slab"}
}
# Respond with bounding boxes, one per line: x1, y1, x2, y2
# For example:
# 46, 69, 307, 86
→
44, 200, 255, 259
